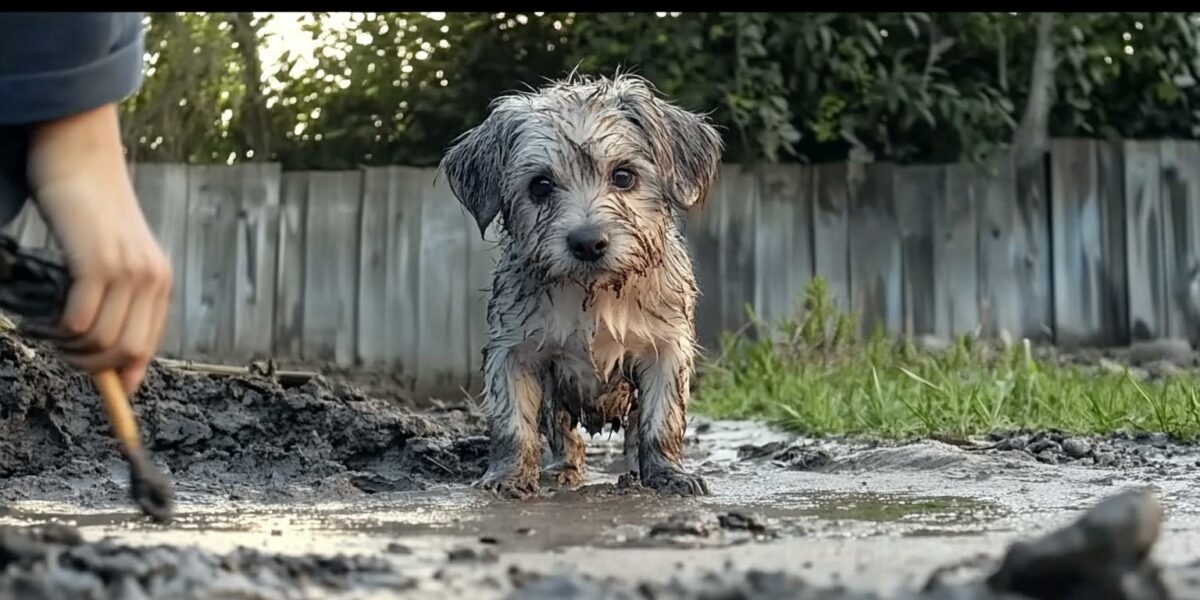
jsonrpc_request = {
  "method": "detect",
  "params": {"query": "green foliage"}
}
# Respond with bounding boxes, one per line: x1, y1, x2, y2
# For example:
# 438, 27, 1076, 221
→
121, 13, 253, 164
119, 12, 1200, 169
695, 277, 1200, 440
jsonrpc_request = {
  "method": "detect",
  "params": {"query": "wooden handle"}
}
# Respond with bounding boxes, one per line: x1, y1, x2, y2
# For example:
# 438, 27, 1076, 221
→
93, 369, 141, 454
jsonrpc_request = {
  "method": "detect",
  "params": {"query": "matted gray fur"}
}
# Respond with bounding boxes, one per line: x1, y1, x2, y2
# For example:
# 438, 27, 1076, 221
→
439, 72, 722, 498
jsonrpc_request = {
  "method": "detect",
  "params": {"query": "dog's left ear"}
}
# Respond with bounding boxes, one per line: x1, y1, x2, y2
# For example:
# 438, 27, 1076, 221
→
439, 105, 522, 237
619, 87, 723, 211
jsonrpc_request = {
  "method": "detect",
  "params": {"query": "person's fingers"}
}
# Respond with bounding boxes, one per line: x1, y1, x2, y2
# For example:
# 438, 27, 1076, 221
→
56, 274, 106, 343
57, 277, 134, 363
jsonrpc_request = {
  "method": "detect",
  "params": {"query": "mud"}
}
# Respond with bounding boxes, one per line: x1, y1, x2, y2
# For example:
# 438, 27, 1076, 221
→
2, 330, 1200, 598
0, 333, 486, 506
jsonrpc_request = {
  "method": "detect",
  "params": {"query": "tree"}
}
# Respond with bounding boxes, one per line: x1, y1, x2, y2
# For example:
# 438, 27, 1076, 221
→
118, 12, 1200, 169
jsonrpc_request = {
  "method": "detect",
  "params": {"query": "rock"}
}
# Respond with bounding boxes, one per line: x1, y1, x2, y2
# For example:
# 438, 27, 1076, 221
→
1062, 438, 1091, 459
986, 488, 1165, 600
736, 441, 787, 460
1144, 360, 1183, 379
913, 334, 953, 354
447, 547, 498, 563
717, 512, 770, 535
772, 446, 832, 471
649, 512, 713, 538
1130, 339, 1195, 367
994, 435, 1030, 451
1028, 440, 1061, 455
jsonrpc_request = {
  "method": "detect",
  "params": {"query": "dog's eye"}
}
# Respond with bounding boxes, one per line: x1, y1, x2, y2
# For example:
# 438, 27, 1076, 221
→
529, 176, 555, 201
611, 168, 637, 191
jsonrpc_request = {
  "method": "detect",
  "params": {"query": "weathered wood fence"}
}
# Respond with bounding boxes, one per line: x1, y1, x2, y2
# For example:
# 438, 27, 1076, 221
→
3, 138, 1197, 391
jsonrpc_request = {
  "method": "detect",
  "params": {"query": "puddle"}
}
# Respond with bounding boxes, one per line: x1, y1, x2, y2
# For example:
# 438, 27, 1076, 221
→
781, 492, 1003, 526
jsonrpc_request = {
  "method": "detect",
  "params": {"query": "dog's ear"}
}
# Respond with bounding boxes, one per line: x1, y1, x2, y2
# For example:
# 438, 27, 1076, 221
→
618, 81, 723, 211
440, 106, 522, 237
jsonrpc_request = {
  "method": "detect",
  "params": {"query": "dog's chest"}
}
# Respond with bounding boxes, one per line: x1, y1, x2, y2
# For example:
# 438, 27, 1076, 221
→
535, 286, 659, 381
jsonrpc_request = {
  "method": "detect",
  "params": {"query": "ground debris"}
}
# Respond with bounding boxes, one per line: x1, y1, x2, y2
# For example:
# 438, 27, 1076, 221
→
0, 524, 415, 600
508, 488, 1178, 600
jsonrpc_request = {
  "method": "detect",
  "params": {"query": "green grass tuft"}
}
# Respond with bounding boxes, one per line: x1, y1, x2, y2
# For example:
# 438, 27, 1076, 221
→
693, 277, 1200, 440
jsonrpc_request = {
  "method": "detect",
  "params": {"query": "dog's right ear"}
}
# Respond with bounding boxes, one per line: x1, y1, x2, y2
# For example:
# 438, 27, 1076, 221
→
440, 107, 521, 237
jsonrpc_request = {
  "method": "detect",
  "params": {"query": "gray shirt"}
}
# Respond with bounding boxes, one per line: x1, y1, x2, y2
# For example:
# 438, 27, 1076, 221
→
0, 13, 145, 226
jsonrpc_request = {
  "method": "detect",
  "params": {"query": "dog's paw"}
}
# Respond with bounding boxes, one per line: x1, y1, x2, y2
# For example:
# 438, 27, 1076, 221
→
550, 465, 584, 487
473, 469, 540, 499
642, 468, 710, 496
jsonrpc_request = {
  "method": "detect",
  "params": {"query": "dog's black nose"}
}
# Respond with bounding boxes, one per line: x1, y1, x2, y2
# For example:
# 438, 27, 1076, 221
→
567, 226, 610, 262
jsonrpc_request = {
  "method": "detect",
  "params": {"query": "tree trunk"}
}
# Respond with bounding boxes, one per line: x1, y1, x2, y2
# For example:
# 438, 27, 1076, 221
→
1012, 13, 1056, 171
228, 13, 272, 160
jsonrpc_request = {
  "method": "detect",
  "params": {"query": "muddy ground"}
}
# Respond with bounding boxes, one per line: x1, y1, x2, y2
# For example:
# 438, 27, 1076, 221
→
1, 332, 1200, 598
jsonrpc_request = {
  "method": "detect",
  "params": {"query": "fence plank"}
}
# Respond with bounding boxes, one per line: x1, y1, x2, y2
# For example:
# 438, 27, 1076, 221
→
895, 165, 941, 336
302, 171, 362, 364
417, 177, 471, 391
1125, 141, 1166, 341
937, 163, 981, 338
131, 163, 190, 357
849, 162, 902, 337
466, 221, 501, 394
1175, 142, 1200, 342
387, 167, 426, 375
231, 163, 281, 358
183, 165, 241, 356
1160, 140, 1200, 339
1013, 152, 1055, 341
274, 173, 307, 358
754, 164, 812, 328
357, 168, 390, 366
812, 163, 851, 311
978, 155, 1042, 341
716, 164, 758, 335
686, 180, 724, 351
1050, 139, 1105, 346
1096, 139, 1129, 345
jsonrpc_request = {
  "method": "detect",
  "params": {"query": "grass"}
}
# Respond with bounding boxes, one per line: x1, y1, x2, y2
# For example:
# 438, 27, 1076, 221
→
693, 277, 1200, 441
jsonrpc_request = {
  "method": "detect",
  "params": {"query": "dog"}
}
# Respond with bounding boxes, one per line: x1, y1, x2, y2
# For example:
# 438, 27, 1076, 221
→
439, 73, 722, 498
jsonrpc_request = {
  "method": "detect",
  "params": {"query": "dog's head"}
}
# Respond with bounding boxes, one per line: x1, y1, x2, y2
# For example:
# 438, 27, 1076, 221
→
440, 73, 722, 286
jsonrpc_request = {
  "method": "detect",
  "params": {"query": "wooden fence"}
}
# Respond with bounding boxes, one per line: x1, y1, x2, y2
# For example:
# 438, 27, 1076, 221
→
3, 138, 1198, 391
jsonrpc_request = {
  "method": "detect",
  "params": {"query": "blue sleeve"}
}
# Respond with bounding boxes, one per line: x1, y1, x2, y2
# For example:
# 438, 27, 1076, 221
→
0, 12, 145, 125
0, 13, 144, 229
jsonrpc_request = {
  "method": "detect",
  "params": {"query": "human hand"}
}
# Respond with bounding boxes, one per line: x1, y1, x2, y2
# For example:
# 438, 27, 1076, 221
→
26, 103, 172, 394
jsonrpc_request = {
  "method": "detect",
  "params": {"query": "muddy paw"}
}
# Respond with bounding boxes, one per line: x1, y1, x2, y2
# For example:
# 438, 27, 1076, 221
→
551, 466, 584, 487
473, 471, 540, 499
642, 469, 710, 496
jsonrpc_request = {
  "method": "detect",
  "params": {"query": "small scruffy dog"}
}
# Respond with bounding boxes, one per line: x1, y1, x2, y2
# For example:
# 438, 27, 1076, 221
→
440, 73, 722, 498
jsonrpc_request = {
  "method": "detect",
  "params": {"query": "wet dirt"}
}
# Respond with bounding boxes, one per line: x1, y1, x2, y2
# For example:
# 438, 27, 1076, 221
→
1, 331, 1200, 598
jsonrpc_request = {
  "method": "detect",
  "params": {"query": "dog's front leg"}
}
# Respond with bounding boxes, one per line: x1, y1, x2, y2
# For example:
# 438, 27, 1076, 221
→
474, 347, 543, 498
634, 344, 709, 496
